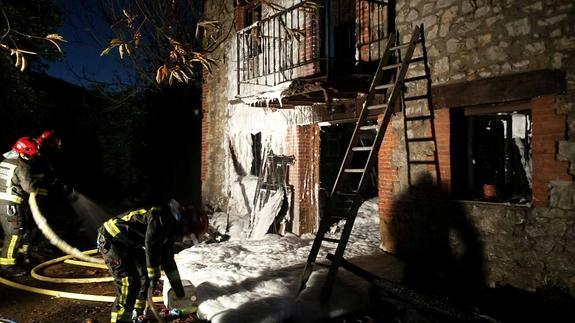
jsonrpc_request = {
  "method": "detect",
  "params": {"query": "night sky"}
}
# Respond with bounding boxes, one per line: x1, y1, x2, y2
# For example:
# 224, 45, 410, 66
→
45, 0, 133, 87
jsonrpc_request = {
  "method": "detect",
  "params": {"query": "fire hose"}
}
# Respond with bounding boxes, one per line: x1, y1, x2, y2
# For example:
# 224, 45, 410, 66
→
148, 287, 167, 323
28, 193, 104, 264
0, 193, 165, 305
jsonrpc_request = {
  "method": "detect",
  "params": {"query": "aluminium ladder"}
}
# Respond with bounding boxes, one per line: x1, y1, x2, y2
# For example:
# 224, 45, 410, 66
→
299, 25, 427, 304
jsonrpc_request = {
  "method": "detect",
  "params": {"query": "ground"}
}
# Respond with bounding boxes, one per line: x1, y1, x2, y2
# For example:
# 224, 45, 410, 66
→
0, 263, 193, 323
1, 255, 575, 323
0, 272, 112, 322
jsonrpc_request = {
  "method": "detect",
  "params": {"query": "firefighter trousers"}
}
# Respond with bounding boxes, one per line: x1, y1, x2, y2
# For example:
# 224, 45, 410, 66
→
0, 203, 30, 268
97, 232, 149, 323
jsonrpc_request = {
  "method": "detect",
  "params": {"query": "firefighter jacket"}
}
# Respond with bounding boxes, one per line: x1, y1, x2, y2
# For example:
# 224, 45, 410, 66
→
0, 156, 49, 205
100, 206, 185, 296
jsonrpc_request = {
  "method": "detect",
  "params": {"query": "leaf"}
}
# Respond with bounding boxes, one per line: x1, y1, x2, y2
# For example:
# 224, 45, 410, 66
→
109, 38, 123, 46
46, 39, 62, 53
20, 55, 27, 72
155, 64, 169, 84
100, 47, 112, 56
45, 34, 67, 42
118, 44, 125, 59
171, 70, 183, 83
14, 51, 21, 68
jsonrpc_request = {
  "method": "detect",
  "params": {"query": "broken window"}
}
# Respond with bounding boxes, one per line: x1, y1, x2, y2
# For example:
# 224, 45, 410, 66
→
451, 107, 532, 204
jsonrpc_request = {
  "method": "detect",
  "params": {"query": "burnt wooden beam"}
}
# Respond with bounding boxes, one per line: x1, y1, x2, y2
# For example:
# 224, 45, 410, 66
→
431, 69, 566, 109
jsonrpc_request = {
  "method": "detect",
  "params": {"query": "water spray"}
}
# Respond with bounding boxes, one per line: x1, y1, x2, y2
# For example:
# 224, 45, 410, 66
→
29, 192, 103, 263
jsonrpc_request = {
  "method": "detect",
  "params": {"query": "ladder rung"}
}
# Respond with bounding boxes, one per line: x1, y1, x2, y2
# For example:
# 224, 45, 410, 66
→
390, 43, 410, 51
335, 191, 358, 196
381, 63, 402, 71
323, 237, 341, 244
360, 124, 378, 131
403, 94, 428, 102
409, 56, 425, 63
406, 137, 434, 142
409, 160, 437, 164
405, 114, 432, 121
404, 75, 428, 82
326, 216, 348, 225
352, 146, 372, 152
374, 83, 395, 91
344, 168, 364, 173
367, 103, 388, 111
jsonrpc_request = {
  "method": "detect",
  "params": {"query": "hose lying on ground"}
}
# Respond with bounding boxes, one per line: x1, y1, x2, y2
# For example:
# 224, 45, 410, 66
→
29, 192, 104, 264
0, 249, 164, 303
0, 194, 165, 306
31, 250, 113, 283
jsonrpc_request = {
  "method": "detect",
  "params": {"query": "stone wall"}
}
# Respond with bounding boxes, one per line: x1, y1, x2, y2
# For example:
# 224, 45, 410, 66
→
462, 202, 575, 293
379, 0, 575, 294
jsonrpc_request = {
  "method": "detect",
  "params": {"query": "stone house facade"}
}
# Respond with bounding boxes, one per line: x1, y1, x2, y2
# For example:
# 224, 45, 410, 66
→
201, 0, 575, 295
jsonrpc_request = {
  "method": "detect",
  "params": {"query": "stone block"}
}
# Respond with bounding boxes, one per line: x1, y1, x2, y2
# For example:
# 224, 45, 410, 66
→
556, 95, 575, 114
423, 3, 434, 16
557, 141, 575, 161
549, 181, 575, 210
437, 0, 456, 9
406, 9, 419, 22
506, 18, 531, 36
537, 14, 568, 27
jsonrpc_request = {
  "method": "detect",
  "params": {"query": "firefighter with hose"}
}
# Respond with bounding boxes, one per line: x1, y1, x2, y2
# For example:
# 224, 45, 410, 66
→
0, 131, 75, 278
97, 199, 208, 323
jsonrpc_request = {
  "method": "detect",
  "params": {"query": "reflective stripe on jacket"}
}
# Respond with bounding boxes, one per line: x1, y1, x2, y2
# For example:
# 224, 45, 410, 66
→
0, 157, 51, 205
99, 206, 184, 296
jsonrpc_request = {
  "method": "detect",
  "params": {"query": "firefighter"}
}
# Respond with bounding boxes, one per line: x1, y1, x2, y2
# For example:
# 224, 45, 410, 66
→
0, 137, 46, 277
97, 199, 208, 323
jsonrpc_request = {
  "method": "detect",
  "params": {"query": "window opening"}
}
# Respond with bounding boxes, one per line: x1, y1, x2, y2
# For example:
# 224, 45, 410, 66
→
451, 108, 532, 203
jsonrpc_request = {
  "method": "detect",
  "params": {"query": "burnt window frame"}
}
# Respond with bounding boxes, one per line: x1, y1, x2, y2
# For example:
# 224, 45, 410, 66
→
451, 104, 532, 204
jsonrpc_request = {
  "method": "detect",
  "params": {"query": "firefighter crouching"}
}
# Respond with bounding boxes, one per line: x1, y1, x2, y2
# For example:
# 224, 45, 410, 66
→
97, 199, 208, 323
0, 137, 48, 277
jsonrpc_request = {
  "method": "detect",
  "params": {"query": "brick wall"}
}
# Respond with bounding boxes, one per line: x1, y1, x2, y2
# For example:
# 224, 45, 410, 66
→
435, 108, 451, 192
234, 4, 247, 31
531, 96, 571, 207
378, 114, 399, 251
288, 124, 320, 235
201, 72, 210, 183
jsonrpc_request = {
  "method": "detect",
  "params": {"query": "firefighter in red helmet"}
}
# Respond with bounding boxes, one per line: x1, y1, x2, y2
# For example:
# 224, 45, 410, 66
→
0, 137, 44, 277
97, 199, 208, 322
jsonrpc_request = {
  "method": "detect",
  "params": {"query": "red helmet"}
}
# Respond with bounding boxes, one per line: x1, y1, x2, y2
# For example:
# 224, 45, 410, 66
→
36, 130, 61, 149
13, 137, 39, 158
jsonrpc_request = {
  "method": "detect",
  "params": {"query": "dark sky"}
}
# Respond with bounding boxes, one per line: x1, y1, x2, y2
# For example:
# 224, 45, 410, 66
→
45, 0, 133, 87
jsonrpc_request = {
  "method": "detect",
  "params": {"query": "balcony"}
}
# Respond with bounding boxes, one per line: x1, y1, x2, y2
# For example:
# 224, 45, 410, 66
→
235, 0, 393, 105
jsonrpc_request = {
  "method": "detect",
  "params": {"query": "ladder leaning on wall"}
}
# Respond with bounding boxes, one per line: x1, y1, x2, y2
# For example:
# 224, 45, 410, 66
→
298, 24, 431, 305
